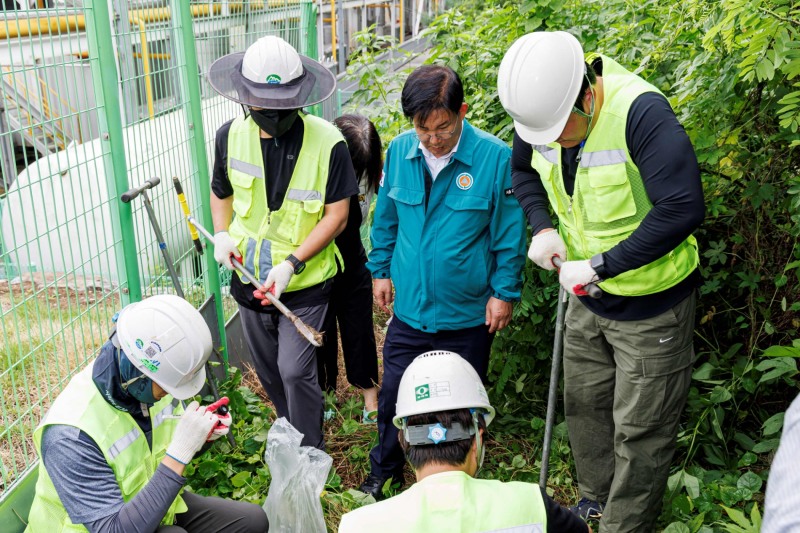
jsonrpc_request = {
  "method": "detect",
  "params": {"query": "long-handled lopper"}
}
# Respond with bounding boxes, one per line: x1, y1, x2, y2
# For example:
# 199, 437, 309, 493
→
184, 215, 324, 347
121, 177, 235, 446
540, 256, 602, 488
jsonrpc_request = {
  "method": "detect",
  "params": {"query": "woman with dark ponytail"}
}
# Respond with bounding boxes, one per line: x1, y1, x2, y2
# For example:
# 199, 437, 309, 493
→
318, 114, 382, 422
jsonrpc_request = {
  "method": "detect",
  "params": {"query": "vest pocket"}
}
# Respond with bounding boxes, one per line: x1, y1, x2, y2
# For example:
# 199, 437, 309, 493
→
584, 165, 636, 223
295, 199, 324, 243
229, 170, 256, 218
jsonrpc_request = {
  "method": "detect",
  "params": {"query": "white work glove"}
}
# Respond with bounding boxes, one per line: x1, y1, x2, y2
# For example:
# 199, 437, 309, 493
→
559, 260, 599, 296
213, 231, 241, 271
528, 230, 567, 271
166, 401, 219, 465
208, 413, 232, 441
263, 261, 294, 300
205, 397, 232, 442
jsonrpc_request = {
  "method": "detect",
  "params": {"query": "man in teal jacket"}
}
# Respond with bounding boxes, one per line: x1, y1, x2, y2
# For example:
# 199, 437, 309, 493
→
360, 65, 526, 499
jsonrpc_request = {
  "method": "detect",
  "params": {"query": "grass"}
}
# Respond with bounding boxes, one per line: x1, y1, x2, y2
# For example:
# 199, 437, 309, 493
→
0, 273, 119, 495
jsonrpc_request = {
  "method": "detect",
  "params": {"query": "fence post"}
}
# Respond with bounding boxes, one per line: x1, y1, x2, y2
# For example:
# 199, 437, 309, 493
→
172, 0, 228, 362
85, 0, 140, 304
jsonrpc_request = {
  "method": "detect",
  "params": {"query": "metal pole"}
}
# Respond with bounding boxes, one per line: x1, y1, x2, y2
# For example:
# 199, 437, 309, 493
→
336, 0, 346, 73
540, 286, 567, 488
140, 190, 185, 298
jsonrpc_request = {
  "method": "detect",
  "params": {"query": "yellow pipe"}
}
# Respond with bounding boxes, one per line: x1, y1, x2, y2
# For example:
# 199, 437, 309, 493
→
133, 52, 171, 60
0, 15, 85, 39
0, 1, 284, 40
130, 14, 155, 120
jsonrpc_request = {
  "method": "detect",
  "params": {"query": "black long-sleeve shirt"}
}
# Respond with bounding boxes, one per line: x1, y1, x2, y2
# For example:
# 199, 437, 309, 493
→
512, 90, 704, 320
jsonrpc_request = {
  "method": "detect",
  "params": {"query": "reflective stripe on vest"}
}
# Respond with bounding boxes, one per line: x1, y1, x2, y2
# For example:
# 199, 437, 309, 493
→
529, 54, 699, 296
26, 363, 186, 532
226, 113, 344, 291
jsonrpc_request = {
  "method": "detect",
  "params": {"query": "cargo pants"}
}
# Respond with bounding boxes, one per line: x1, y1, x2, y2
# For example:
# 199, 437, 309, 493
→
563, 292, 696, 533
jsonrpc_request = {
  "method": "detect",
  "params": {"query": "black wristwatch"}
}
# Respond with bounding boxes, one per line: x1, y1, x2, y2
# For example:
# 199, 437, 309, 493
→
285, 254, 306, 274
590, 253, 607, 280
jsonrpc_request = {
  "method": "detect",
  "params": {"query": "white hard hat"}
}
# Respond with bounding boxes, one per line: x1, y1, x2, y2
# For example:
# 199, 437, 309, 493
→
116, 295, 212, 400
497, 31, 585, 145
242, 35, 304, 86
393, 351, 495, 429
208, 35, 336, 110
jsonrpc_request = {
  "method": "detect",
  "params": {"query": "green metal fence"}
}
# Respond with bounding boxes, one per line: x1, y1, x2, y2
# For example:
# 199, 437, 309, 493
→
0, 0, 319, 498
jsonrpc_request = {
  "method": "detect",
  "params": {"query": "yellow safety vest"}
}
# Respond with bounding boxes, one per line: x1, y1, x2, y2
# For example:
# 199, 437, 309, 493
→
339, 471, 547, 532
227, 113, 344, 291
26, 363, 186, 532
529, 54, 699, 296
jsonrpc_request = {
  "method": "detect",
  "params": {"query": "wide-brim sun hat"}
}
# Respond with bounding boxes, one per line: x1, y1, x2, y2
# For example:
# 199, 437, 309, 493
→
208, 35, 336, 110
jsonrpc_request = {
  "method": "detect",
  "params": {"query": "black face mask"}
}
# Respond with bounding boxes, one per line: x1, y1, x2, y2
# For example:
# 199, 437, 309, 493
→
249, 108, 299, 138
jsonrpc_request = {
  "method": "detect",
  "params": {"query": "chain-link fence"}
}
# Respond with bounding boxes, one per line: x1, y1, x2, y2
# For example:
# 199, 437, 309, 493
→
0, 0, 319, 498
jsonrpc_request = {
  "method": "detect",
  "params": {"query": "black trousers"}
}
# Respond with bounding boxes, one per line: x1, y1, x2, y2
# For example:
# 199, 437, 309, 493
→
158, 491, 268, 532
316, 264, 379, 391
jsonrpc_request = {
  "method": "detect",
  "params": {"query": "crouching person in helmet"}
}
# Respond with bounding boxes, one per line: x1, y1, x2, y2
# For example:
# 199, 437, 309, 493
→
339, 351, 590, 533
25, 295, 268, 532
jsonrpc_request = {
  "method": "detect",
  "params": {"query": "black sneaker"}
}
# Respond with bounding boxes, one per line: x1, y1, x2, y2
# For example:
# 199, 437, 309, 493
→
569, 497, 605, 521
358, 473, 399, 501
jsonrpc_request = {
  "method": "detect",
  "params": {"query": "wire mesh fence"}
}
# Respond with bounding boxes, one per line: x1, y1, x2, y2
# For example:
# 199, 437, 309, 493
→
0, 0, 319, 497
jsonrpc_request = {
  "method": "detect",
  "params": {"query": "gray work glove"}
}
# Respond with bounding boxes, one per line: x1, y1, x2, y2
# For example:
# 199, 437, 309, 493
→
166, 401, 219, 465
528, 230, 567, 271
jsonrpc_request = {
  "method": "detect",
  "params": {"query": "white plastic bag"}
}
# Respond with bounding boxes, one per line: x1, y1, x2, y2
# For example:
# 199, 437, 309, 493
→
263, 417, 333, 532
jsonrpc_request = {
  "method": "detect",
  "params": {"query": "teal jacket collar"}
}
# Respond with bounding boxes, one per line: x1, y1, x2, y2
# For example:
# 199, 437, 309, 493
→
404, 119, 476, 167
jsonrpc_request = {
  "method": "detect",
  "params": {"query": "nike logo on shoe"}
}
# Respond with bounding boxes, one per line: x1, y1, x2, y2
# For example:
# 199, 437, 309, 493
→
659, 337, 674, 343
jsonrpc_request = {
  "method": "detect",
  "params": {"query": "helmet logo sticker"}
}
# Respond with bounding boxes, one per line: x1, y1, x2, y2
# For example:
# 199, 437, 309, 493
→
135, 338, 144, 349
266, 74, 282, 84
456, 173, 474, 190
415, 384, 430, 401
140, 358, 161, 373
428, 423, 448, 444
415, 381, 451, 401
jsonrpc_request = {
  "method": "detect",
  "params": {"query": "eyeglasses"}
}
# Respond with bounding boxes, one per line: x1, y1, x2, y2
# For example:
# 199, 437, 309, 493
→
413, 121, 459, 142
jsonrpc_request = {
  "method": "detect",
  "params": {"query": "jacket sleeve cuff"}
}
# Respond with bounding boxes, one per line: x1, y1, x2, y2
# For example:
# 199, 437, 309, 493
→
491, 290, 520, 303
371, 269, 391, 279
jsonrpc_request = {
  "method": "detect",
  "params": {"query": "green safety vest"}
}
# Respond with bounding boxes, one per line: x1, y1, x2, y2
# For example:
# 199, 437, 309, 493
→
530, 54, 699, 296
339, 471, 547, 532
227, 113, 344, 291
25, 363, 186, 532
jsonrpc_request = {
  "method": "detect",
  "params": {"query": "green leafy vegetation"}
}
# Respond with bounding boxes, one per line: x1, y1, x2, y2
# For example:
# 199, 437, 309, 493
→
343, 0, 800, 530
